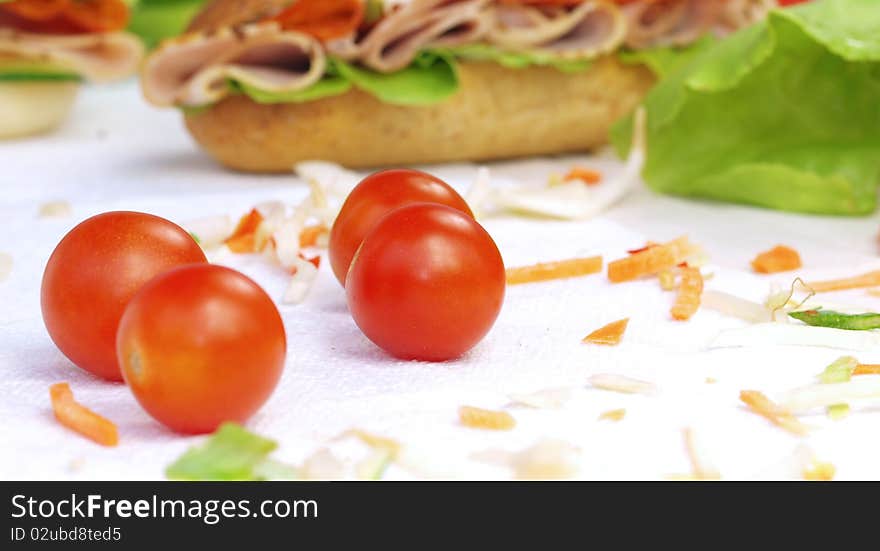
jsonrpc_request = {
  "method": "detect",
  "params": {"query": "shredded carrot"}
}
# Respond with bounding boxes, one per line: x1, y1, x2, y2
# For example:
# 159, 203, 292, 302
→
49, 383, 118, 447
224, 208, 265, 253
563, 166, 602, 186
608, 236, 695, 283
671, 267, 704, 321
598, 409, 626, 422
854, 364, 880, 376
272, 0, 365, 41
658, 269, 676, 291
739, 390, 808, 437
458, 406, 516, 431
627, 242, 659, 255
751, 245, 802, 274
299, 224, 328, 248
806, 270, 880, 293
803, 460, 836, 481
506, 256, 603, 285
582, 318, 629, 346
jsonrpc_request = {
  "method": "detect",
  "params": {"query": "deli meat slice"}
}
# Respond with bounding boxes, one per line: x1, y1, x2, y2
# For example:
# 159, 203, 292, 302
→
486, 1, 626, 58
328, 0, 493, 73
142, 22, 325, 107
621, 0, 766, 49
0, 29, 142, 82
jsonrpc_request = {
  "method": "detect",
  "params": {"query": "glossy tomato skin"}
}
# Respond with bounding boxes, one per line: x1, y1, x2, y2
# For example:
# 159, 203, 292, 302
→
116, 264, 287, 434
329, 169, 473, 286
346, 204, 505, 361
41, 211, 207, 381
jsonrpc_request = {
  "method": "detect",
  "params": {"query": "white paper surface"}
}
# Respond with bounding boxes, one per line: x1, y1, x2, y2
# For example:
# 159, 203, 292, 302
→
2, 81, 880, 480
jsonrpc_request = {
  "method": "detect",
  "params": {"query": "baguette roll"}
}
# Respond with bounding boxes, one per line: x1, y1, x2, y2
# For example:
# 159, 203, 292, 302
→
185, 57, 654, 172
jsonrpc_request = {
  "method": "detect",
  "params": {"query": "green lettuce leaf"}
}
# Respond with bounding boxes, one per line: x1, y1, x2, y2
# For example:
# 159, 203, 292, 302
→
618, 36, 717, 78
331, 52, 459, 105
166, 423, 298, 481
231, 75, 352, 104
223, 53, 458, 107
433, 43, 593, 73
127, 0, 208, 49
611, 0, 880, 215
0, 61, 81, 82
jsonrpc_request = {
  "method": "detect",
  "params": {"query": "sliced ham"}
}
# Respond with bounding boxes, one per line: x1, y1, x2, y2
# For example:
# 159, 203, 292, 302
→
0, 29, 142, 82
622, 0, 728, 49
328, 0, 493, 73
486, 1, 626, 58
142, 22, 325, 107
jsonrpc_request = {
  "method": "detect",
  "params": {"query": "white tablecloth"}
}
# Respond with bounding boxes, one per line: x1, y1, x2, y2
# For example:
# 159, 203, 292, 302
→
2, 81, 879, 480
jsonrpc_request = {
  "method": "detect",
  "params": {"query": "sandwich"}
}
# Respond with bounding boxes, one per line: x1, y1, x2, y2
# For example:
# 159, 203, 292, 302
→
0, 0, 143, 138
141, 0, 772, 172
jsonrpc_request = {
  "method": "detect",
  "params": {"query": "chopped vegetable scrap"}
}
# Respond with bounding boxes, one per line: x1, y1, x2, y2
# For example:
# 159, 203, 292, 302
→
817, 356, 857, 384
183, 215, 234, 249
458, 406, 516, 431
702, 290, 770, 323
588, 374, 657, 396
506, 256, 603, 285
670, 267, 704, 321
512, 439, 580, 480
38, 200, 72, 218
284, 254, 320, 305
751, 245, 802, 274
466, 109, 646, 221
0, 252, 11, 282
711, 323, 880, 352
508, 388, 572, 409
563, 167, 602, 186
682, 428, 721, 481
854, 364, 880, 376
790, 309, 880, 331
816, 357, 857, 420
299, 223, 329, 248
608, 236, 698, 283
166, 423, 297, 481
582, 318, 629, 346
339, 429, 402, 460
780, 378, 880, 414
826, 404, 850, 421
49, 383, 118, 447
803, 459, 836, 481
739, 390, 808, 437
658, 269, 676, 291
806, 270, 880, 293
598, 409, 626, 422
224, 208, 266, 253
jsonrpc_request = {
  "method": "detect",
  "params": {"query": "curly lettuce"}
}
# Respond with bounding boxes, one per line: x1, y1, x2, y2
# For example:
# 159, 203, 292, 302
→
612, 0, 880, 215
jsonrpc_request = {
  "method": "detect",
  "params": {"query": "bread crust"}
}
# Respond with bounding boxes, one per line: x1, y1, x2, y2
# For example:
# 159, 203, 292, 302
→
0, 82, 78, 139
184, 58, 654, 172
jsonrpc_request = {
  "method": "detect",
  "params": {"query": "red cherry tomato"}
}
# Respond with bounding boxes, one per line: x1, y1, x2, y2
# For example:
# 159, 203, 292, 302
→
116, 264, 287, 434
345, 203, 505, 361
329, 169, 473, 286
41, 211, 207, 381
